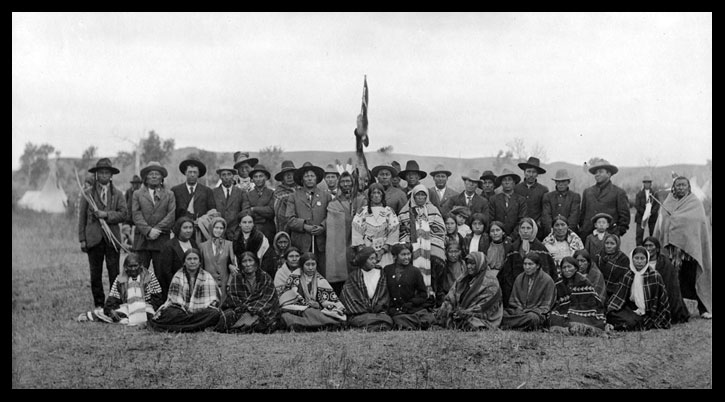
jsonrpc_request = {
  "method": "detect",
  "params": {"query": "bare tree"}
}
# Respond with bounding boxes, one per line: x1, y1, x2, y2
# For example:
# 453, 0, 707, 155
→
259, 146, 284, 179
529, 142, 548, 163
506, 137, 528, 161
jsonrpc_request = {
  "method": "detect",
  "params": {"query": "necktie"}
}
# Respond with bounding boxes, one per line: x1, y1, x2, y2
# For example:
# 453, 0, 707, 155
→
189, 186, 195, 196
153, 189, 160, 205
226, 187, 231, 199
101, 187, 107, 207
308, 192, 314, 203
466, 195, 471, 206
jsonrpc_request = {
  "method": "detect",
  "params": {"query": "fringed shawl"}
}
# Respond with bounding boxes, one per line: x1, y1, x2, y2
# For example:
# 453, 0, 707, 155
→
279, 268, 345, 316
340, 268, 390, 315
550, 272, 606, 333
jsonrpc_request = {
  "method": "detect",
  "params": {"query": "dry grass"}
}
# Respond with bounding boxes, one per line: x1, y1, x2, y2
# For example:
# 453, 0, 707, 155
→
12, 209, 712, 389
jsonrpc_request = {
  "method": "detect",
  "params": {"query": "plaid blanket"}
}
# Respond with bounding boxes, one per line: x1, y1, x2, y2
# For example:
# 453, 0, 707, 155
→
340, 268, 390, 315
550, 272, 606, 333
218, 269, 280, 331
596, 250, 630, 303
607, 268, 671, 329
162, 268, 220, 313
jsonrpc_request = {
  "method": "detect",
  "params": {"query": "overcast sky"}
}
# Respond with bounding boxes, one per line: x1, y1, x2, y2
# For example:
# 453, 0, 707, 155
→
12, 12, 712, 171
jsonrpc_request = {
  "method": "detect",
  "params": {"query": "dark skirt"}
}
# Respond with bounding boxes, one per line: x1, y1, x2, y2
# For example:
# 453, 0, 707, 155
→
606, 304, 645, 331
149, 305, 220, 333
215, 309, 280, 333
348, 313, 394, 331
281, 308, 345, 331
501, 310, 546, 331
391, 310, 436, 330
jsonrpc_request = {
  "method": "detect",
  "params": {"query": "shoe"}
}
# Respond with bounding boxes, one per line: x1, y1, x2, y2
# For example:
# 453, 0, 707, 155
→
701, 312, 712, 320
76, 313, 90, 322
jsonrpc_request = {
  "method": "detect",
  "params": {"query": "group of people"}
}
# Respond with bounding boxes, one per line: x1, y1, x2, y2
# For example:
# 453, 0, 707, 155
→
76, 152, 712, 335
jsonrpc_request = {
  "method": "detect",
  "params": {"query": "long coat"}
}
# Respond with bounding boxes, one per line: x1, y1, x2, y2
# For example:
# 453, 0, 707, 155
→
634, 189, 660, 224
78, 183, 128, 249
488, 192, 528, 236
541, 189, 581, 235
171, 183, 216, 221
242, 186, 276, 242
428, 186, 459, 216
445, 191, 489, 222
514, 181, 549, 223
212, 185, 245, 240
285, 187, 331, 254
579, 180, 630, 236
132, 186, 176, 252
158, 237, 199, 300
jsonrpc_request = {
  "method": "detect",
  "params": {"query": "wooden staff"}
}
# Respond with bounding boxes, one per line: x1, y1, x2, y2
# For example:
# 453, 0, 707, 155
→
74, 168, 130, 253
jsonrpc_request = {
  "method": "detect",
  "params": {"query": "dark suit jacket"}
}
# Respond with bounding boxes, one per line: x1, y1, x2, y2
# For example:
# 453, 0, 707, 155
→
514, 181, 549, 223
634, 189, 660, 223
242, 186, 276, 241
445, 191, 490, 227
171, 182, 216, 221
132, 186, 176, 251
158, 237, 198, 299
285, 187, 331, 253
78, 184, 127, 249
488, 192, 527, 236
541, 190, 582, 236
427, 186, 459, 216
213, 185, 245, 239
579, 180, 631, 237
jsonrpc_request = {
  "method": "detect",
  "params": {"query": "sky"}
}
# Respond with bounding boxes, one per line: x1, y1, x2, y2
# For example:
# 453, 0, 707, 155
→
12, 12, 712, 171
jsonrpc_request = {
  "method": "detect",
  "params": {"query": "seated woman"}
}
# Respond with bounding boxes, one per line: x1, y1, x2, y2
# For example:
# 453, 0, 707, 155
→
383, 243, 436, 330
199, 217, 237, 304
464, 213, 491, 255
261, 231, 291, 278
76, 253, 163, 326
443, 213, 466, 252
158, 216, 198, 300
432, 241, 465, 307
215, 251, 281, 333
543, 214, 584, 272
499, 217, 556, 309
483, 221, 512, 275
273, 247, 301, 295
549, 256, 606, 336
643, 236, 689, 324
435, 251, 503, 330
606, 246, 671, 331
595, 233, 630, 305
233, 213, 270, 265
339, 247, 394, 331
573, 249, 607, 303
278, 253, 347, 331
501, 252, 556, 331
150, 248, 222, 332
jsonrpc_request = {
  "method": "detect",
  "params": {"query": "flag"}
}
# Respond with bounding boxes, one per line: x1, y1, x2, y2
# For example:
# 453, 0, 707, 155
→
357, 76, 369, 146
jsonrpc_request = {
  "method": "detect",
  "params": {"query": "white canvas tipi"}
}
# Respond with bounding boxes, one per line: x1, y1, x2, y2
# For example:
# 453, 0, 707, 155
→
18, 157, 68, 213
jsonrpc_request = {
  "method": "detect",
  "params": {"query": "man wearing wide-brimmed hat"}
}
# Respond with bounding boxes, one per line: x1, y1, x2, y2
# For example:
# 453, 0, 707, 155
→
242, 164, 276, 243
479, 170, 498, 201
285, 162, 332, 277
272, 160, 298, 233
171, 157, 216, 227
489, 168, 527, 238
446, 169, 489, 227
541, 168, 582, 237
232, 151, 259, 192
514, 157, 549, 241
634, 175, 660, 246
212, 164, 244, 239
79, 158, 128, 308
323, 163, 340, 199
371, 162, 407, 214
132, 161, 176, 282
579, 159, 630, 237
399, 160, 427, 198
428, 164, 459, 216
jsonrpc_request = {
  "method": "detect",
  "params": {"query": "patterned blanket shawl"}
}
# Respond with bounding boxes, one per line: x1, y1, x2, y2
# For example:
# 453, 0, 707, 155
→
162, 268, 220, 313
340, 268, 390, 315
550, 272, 606, 333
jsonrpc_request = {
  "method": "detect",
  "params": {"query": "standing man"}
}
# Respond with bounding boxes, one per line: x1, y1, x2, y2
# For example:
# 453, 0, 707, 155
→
514, 157, 549, 240
132, 161, 175, 282
273, 160, 298, 234
579, 160, 630, 237
285, 162, 332, 277
242, 164, 276, 243
445, 169, 489, 227
79, 158, 128, 308
541, 169, 581, 237
427, 164, 458, 216
233, 151, 258, 192
399, 160, 427, 198
635, 175, 660, 246
212, 164, 244, 240
479, 170, 498, 202
371, 162, 408, 214
323, 163, 340, 199
171, 157, 216, 243
489, 168, 527, 239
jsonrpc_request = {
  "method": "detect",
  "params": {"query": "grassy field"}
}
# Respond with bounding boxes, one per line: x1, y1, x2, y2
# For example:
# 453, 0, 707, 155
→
12, 208, 711, 389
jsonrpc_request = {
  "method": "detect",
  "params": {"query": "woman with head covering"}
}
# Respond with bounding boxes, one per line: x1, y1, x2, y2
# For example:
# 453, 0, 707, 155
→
484, 221, 512, 274
262, 231, 291, 278
383, 243, 436, 330
397, 184, 447, 297
215, 251, 281, 333
339, 246, 394, 331
435, 252, 503, 330
549, 256, 606, 335
278, 253, 346, 330
501, 252, 556, 331
233, 212, 270, 266
543, 214, 585, 272
150, 248, 222, 332
499, 217, 556, 309
199, 217, 238, 304
573, 249, 607, 302
157, 216, 198, 300
433, 241, 465, 307
352, 183, 399, 269
76, 253, 163, 326
442, 213, 466, 251
643, 236, 690, 324
595, 233, 630, 305
606, 246, 671, 331
273, 247, 301, 295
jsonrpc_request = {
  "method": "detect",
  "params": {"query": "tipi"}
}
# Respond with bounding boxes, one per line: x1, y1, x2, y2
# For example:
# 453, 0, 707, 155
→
18, 157, 68, 213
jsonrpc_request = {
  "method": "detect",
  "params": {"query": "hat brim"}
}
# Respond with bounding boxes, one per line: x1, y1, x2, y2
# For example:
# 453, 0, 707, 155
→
293, 166, 325, 185
494, 173, 521, 187
274, 167, 297, 182
551, 177, 572, 182
140, 166, 168, 178
249, 168, 271, 180
179, 160, 207, 177
234, 158, 259, 170
462, 176, 483, 184
588, 165, 619, 175
89, 166, 120, 174
590, 213, 614, 224
324, 171, 340, 177
517, 163, 546, 174
398, 170, 427, 180
479, 174, 497, 182
430, 170, 452, 177
216, 168, 238, 175
371, 165, 397, 178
